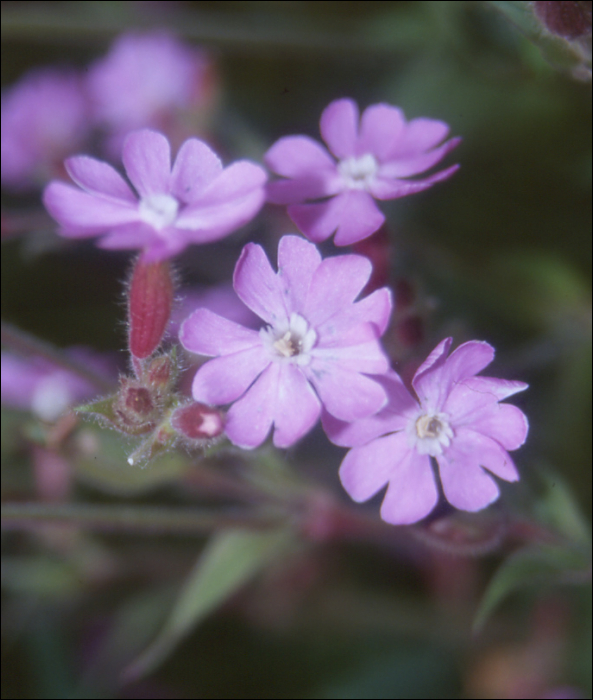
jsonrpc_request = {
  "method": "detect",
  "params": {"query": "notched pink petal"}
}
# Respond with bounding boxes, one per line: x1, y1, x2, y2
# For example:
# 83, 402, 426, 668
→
357, 103, 405, 160
277, 235, 322, 314
191, 347, 269, 405
369, 164, 460, 200
331, 190, 386, 246
272, 364, 321, 447
306, 364, 387, 422
379, 137, 461, 179
224, 363, 279, 449
170, 138, 222, 203
122, 129, 171, 197
264, 135, 336, 178
320, 98, 359, 159
339, 433, 401, 502
388, 117, 451, 158
65, 156, 136, 202
180, 308, 261, 356
437, 446, 501, 512
232, 243, 287, 324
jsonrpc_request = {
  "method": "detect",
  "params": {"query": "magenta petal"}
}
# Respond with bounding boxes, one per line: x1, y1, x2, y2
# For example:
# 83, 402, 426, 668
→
320, 98, 359, 159
233, 243, 287, 324
369, 164, 460, 200
264, 135, 336, 178
306, 363, 386, 421
357, 103, 406, 160
412, 337, 454, 410
339, 434, 399, 501
447, 391, 529, 451
331, 191, 385, 246
315, 288, 393, 345
380, 137, 461, 179
224, 363, 279, 449
449, 428, 520, 482
122, 130, 171, 197
180, 308, 261, 356
288, 199, 343, 243
437, 436, 502, 511
96, 222, 156, 249
43, 182, 139, 233
266, 176, 340, 205
380, 440, 438, 524
304, 253, 371, 327
187, 161, 267, 208
277, 235, 322, 314
272, 364, 321, 447
452, 376, 529, 404
388, 117, 451, 158
312, 340, 389, 374
191, 347, 269, 405
65, 156, 136, 202
170, 138, 222, 204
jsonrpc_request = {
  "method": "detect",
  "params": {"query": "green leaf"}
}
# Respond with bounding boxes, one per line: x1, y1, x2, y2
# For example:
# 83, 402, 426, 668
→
123, 527, 294, 681
473, 543, 591, 633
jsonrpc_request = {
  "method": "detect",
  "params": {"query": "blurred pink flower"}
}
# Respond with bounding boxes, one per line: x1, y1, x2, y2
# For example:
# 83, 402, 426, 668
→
87, 31, 211, 144
43, 129, 267, 262
180, 235, 392, 449
324, 338, 528, 525
1, 348, 113, 422
265, 98, 460, 245
1, 68, 89, 190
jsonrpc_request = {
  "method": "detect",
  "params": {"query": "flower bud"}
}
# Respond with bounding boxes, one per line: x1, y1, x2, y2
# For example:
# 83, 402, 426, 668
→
113, 377, 159, 434
128, 257, 174, 360
171, 402, 224, 441
534, 1, 592, 39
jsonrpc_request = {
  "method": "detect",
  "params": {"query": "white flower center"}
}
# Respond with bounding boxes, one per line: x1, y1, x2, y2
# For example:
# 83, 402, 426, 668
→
138, 193, 179, 230
31, 375, 75, 422
260, 312, 317, 366
338, 153, 379, 190
407, 411, 454, 456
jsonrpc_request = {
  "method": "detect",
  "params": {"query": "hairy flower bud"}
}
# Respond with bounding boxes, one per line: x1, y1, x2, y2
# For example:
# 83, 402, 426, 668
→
128, 257, 174, 361
170, 402, 224, 441
113, 377, 160, 434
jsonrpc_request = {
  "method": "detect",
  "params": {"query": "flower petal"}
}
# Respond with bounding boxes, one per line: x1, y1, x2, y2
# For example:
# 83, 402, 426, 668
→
380, 439, 438, 524
224, 363, 279, 448
276, 235, 322, 314
305, 363, 386, 421
316, 288, 392, 343
379, 137, 461, 179
122, 129, 171, 197
184, 160, 267, 208
96, 222, 156, 249
272, 364, 321, 447
437, 432, 504, 511
266, 176, 340, 205
369, 164, 460, 200
414, 339, 494, 412
446, 386, 529, 451
320, 98, 359, 159
232, 243, 287, 324
388, 117, 451, 158
333, 191, 386, 246
339, 434, 398, 502
43, 182, 140, 234
312, 340, 389, 374
191, 346, 270, 405
65, 156, 136, 202
357, 103, 406, 160
180, 308, 261, 356
264, 135, 336, 179
322, 371, 417, 447
303, 252, 372, 327
170, 138, 222, 204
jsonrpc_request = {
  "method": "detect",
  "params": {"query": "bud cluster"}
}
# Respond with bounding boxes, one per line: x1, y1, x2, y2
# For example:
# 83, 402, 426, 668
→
76, 257, 224, 465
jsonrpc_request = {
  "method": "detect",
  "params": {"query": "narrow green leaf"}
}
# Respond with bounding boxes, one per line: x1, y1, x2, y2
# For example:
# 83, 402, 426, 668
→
473, 544, 590, 633
123, 527, 294, 681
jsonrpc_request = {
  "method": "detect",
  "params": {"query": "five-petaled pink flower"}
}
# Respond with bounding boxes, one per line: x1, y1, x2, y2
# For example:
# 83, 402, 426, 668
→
43, 129, 267, 262
323, 338, 528, 524
265, 98, 460, 246
180, 235, 393, 449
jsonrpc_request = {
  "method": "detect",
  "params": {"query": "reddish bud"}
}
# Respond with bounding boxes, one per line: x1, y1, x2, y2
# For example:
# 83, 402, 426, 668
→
171, 402, 224, 441
534, 1, 592, 39
145, 353, 176, 392
114, 377, 159, 433
128, 257, 174, 360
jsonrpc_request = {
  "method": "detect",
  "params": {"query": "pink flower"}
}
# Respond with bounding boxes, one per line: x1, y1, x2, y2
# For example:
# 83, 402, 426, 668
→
265, 98, 460, 246
87, 32, 211, 139
1, 68, 89, 190
1, 348, 113, 422
179, 235, 393, 449
324, 338, 528, 525
43, 129, 267, 262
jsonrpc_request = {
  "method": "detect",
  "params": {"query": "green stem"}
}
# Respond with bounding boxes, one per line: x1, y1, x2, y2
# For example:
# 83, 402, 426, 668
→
1, 502, 285, 535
